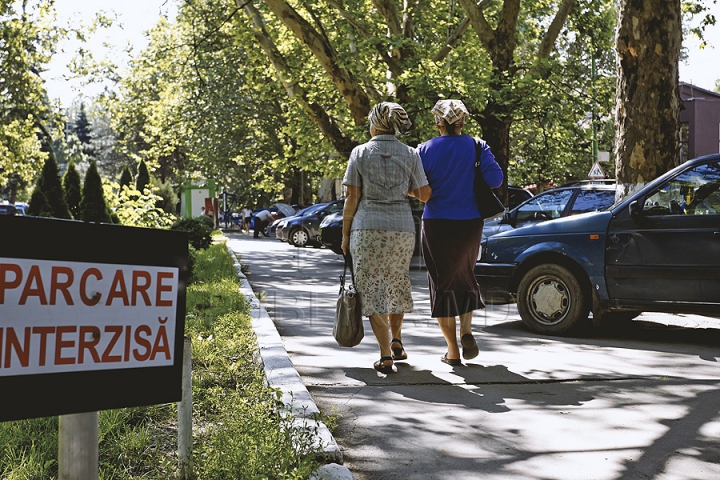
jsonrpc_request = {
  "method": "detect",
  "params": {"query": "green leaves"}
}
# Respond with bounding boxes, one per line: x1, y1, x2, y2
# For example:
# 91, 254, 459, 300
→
0, 1, 60, 187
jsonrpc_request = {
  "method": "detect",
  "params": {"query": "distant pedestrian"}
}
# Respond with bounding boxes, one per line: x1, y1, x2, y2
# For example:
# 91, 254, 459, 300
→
253, 208, 273, 238
241, 206, 253, 232
417, 99, 503, 366
341, 102, 432, 374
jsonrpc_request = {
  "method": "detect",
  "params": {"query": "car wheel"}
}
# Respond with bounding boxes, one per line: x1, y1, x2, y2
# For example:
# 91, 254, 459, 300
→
517, 264, 589, 335
289, 228, 309, 247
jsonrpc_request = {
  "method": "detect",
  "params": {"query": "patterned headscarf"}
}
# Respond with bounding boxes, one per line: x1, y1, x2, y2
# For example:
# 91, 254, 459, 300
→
368, 102, 412, 135
431, 99, 469, 125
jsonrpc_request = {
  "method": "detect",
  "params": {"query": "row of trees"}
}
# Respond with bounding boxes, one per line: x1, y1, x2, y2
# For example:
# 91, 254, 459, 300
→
28, 155, 112, 222
104, 0, 716, 205
105, 0, 618, 204
1, 0, 717, 209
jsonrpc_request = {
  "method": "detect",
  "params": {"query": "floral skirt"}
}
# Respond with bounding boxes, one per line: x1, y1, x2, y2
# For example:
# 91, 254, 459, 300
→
349, 230, 415, 317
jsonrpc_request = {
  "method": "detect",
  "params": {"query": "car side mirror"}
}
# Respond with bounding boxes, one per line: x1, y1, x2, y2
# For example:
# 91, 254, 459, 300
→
629, 200, 641, 217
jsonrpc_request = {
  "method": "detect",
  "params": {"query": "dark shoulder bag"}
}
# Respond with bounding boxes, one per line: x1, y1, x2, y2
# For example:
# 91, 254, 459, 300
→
333, 254, 364, 347
473, 138, 505, 219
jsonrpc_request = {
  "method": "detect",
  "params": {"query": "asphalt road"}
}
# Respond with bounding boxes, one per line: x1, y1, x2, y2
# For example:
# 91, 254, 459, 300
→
226, 231, 720, 480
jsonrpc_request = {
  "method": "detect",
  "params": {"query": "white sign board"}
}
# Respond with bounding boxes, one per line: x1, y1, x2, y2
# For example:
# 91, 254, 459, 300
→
0, 258, 178, 377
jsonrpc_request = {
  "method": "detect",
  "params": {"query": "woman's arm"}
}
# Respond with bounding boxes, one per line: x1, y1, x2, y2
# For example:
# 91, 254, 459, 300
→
341, 185, 361, 254
479, 142, 504, 189
409, 185, 432, 202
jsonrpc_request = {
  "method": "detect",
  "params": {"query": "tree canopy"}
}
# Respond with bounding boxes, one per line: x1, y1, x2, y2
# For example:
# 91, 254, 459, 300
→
0, 0, 61, 197
105, 0, 618, 204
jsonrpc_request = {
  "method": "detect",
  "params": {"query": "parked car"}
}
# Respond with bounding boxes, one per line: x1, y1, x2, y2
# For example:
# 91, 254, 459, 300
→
13, 203, 28, 215
318, 212, 344, 254
474, 154, 720, 335
507, 185, 534, 210
276, 199, 345, 247
0, 204, 18, 216
267, 205, 313, 238
483, 180, 616, 241
249, 203, 298, 236
319, 198, 425, 256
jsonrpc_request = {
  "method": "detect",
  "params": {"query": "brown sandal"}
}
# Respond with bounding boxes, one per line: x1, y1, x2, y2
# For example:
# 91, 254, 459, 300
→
391, 338, 407, 361
374, 356, 395, 374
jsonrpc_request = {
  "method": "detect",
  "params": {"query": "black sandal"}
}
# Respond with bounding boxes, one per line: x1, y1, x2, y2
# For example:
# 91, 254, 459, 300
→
441, 353, 462, 366
391, 338, 407, 361
461, 333, 479, 360
374, 356, 395, 374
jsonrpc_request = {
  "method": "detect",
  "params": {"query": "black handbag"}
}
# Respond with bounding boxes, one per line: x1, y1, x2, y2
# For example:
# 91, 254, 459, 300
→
333, 254, 364, 347
473, 138, 505, 219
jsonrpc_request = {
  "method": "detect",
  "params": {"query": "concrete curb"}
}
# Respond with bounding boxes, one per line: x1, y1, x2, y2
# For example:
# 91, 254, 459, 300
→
224, 242, 351, 478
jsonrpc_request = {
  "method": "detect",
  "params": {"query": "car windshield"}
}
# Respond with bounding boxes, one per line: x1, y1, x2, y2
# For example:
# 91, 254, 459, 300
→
301, 203, 328, 216
515, 189, 573, 222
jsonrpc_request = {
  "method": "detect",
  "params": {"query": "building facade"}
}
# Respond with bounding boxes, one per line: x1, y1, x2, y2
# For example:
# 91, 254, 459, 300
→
679, 82, 720, 162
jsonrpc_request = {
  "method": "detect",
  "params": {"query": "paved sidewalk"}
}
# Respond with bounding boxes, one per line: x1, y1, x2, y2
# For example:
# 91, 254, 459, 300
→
226, 232, 720, 480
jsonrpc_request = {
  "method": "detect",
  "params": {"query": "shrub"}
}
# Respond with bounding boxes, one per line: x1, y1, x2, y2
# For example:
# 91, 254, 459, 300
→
135, 160, 150, 192
119, 165, 133, 190
170, 217, 212, 250
63, 160, 82, 219
79, 161, 112, 223
27, 188, 52, 217
28, 155, 71, 219
151, 178, 179, 214
108, 185, 177, 229
195, 214, 214, 229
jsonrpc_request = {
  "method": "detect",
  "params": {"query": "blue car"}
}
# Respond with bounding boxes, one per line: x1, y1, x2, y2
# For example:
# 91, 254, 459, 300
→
276, 200, 345, 247
475, 154, 720, 335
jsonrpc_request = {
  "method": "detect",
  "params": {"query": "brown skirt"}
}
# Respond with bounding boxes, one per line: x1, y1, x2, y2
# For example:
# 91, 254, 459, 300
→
422, 218, 485, 317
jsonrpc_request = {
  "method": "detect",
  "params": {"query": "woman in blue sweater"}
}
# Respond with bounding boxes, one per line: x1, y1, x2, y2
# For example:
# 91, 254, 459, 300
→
417, 99, 504, 366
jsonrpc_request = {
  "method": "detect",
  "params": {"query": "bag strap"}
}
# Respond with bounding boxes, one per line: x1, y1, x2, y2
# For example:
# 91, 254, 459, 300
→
473, 137, 484, 172
342, 253, 356, 287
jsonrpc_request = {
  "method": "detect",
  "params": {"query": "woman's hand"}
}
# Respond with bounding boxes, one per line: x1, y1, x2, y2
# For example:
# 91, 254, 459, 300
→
341, 234, 350, 254
341, 185, 361, 255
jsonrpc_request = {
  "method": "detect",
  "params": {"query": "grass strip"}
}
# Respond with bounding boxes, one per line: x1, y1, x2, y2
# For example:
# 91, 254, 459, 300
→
0, 242, 325, 479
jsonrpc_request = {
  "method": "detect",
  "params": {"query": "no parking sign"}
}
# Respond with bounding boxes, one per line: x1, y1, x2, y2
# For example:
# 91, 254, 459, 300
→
0, 216, 188, 422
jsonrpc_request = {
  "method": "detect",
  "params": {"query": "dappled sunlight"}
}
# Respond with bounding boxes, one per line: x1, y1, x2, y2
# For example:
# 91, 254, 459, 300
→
227, 232, 720, 480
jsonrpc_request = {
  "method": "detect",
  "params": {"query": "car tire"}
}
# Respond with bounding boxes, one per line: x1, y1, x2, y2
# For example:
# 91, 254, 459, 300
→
517, 263, 590, 335
289, 228, 309, 247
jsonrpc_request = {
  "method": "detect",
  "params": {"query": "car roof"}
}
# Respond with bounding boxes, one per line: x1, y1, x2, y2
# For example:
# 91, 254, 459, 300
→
560, 179, 616, 187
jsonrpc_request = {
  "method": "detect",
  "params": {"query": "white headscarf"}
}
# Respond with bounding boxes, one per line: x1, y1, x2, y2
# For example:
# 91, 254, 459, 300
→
368, 102, 412, 135
431, 99, 469, 125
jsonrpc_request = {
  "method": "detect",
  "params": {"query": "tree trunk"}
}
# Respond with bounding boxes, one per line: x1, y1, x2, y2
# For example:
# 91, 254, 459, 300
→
614, 0, 681, 198
478, 98, 512, 205
262, 0, 371, 125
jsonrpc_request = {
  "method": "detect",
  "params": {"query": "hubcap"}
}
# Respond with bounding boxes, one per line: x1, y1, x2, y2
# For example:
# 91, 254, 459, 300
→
293, 230, 308, 246
530, 278, 569, 324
